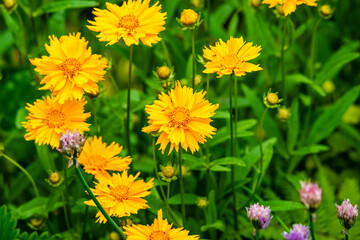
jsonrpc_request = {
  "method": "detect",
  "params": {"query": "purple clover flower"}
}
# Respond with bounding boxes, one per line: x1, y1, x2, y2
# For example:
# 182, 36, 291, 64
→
283, 224, 310, 240
57, 130, 85, 167
336, 199, 358, 230
299, 181, 322, 211
246, 203, 272, 232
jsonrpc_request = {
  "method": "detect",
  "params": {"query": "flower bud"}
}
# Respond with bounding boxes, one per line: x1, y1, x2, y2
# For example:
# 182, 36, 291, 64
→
30, 217, 44, 229
163, 165, 176, 178
180, 9, 198, 26
299, 181, 322, 211
157, 66, 171, 80
119, 218, 133, 227
181, 165, 190, 177
283, 224, 310, 240
267, 93, 279, 105
336, 199, 358, 230
320, 4, 334, 19
277, 5, 284, 16
191, 0, 203, 8
87, 86, 100, 98
161, 81, 173, 89
49, 172, 61, 184
195, 74, 202, 85
322, 80, 335, 94
251, 0, 261, 8
246, 203, 272, 234
278, 107, 290, 121
196, 197, 208, 208
3, 0, 15, 10
109, 231, 121, 240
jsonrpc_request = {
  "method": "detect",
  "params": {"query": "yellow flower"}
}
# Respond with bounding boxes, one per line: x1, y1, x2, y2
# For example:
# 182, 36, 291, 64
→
78, 136, 132, 179
124, 209, 199, 240
262, 0, 318, 16
22, 96, 90, 148
87, 0, 167, 46
142, 81, 218, 154
203, 37, 262, 78
180, 9, 198, 26
30, 33, 107, 104
84, 171, 153, 223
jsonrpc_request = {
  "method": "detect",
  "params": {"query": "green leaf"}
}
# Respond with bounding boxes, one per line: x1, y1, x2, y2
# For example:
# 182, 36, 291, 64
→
211, 157, 245, 167
48, 10, 65, 37
241, 84, 288, 158
286, 74, 325, 96
209, 165, 231, 172
0, 205, 19, 240
200, 220, 225, 232
0, 30, 13, 56
19, 232, 61, 240
308, 85, 360, 144
209, 3, 233, 39
292, 144, 329, 155
315, 42, 360, 85
262, 200, 305, 212
287, 98, 299, 152
228, 12, 239, 37
168, 194, 198, 205
11, 198, 47, 220
33, 1, 99, 17
35, 144, 53, 172
14, 107, 27, 129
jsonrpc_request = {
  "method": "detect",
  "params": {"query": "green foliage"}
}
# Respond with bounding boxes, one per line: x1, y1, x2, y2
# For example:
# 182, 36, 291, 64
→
0, 205, 19, 240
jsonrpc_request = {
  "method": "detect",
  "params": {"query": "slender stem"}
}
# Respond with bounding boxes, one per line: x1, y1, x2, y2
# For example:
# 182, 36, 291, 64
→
280, 16, 287, 104
309, 18, 322, 80
75, 165, 127, 239
255, 230, 260, 240
255, 108, 268, 191
60, 190, 73, 235
191, 29, 196, 89
229, 73, 238, 230
167, 182, 170, 216
206, 74, 211, 196
126, 45, 134, 156
91, 99, 99, 136
234, 76, 238, 156
152, 138, 167, 201
178, 148, 186, 227
161, 37, 172, 67
309, 212, 316, 240
2, 154, 39, 198
345, 232, 349, 240
81, 175, 95, 240
62, 157, 73, 228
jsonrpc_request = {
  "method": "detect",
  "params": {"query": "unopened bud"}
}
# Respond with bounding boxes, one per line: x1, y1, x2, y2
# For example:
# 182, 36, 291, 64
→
49, 172, 61, 184
195, 75, 202, 85
251, 0, 261, 8
196, 197, 208, 208
30, 217, 44, 228
180, 9, 198, 26
320, 4, 334, 18
322, 80, 335, 94
278, 108, 290, 121
267, 93, 279, 105
120, 218, 133, 227
3, 0, 15, 10
163, 165, 176, 178
157, 66, 171, 80
276, 5, 284, 16
109, 231, 120, 240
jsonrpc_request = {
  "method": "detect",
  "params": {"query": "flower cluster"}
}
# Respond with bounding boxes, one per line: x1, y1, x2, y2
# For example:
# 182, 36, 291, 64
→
57, 130, 86, 167
246, 203, 272, 232
336, 199, 358, 230
299, 181, 322, 211
283, 224, 310, 240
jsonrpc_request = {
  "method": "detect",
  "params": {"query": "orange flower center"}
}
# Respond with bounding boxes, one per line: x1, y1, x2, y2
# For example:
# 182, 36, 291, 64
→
170, 107, 190, 127
60, 58, 81, 78
118, 14, 139, 32
110, 185, 130, 202
45, 109, 66, 128
222, 54, 240, 70
88, 155, 108, 170
149, 231, 169, 240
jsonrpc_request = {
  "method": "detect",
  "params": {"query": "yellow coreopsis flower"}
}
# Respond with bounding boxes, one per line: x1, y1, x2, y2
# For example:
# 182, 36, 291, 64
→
30, 33, 108, 104
262, 0, 318, 16
87, 0, 167, 46
124, 209, 199, 240
22, 96, 91, 148
202, 37, 262, 78
78, 136, 132, 179
84, 171, 153, 223
142, 81, 219, 154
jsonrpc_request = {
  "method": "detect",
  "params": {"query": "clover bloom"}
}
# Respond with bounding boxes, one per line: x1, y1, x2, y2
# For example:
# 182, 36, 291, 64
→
142, 81, 218, 154
299, 181, 322, 210
78, 136, 132, 178
336, 199, 358, 230
283, 224, 310, 240
87, 0, 166, 46
124, 209, 199, 240
30, 33, 107, 104
246, 203, 273, 231
57, 130, 86, 167
203, 36, 262, 78
262, 0, 318, 16
84, 171, 153, 223
23, 96, 90, 148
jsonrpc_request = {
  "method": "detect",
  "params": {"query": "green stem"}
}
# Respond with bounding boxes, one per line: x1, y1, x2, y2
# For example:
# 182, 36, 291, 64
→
345, 231, 349, 240
75, 165, 127, 239
178, 148, 186, 227
191, 29, 196, 89
126, 45, 134, 156
255, 230, 260, 240
60, 190, 73, 235
255, 108, 268, 191
81, 175, 95, 240
206, 74, 211, 196
62, 157, 73, 228
167, 182, 170, 216
161, 36, 172, 67
2, 154, 40, 199
229, 73, 238, 230
280, 16, 287, 104
309, 212, 316, 240
152, 138, 167, 201
309, 18, 322, 80
234, 76, 238, 156
91, 98, 99, 136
